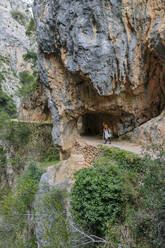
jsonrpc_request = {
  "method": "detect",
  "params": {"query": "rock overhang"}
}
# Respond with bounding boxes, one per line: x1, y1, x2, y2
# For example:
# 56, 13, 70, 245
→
33, 0, 165, 151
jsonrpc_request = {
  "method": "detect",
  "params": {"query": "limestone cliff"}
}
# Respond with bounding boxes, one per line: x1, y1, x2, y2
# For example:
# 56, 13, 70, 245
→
0, 0, 33, 109
0, 0, 52, 195
0, 0, 52, 122
33, 0, 165, 152
130, 109, 165, 148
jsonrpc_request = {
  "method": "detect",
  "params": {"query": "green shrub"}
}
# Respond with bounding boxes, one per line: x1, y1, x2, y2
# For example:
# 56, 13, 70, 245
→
0, 162, 44, 213
19, 70, 35, 84
71, 162, 126, 236
23, 51, 37, 61
0, 119, 55, 165
0, 55, 7, 64
4, 122, 31, 148
71, 146, 165, 248
41, 146, 60, 162
15, 162, 44, 212
23, 51, 37, 68
133, 157, 165, 247
18, 70, 39, 97
13, 71, 17, 77
10, 155, 24, 171
0, 55, 10, 66
0, 117, 33, 151
26, 18, 35, 36
0, 145, 7, 173
35, 187, 72, 247
102, 147, 165, 248
10, 10, 26, 25
0, 162, 44, 248
0, 84, 17, 116
0, 72, 5, 82
100, 146, 144, 172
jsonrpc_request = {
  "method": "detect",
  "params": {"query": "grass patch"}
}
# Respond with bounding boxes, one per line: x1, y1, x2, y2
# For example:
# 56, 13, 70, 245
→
38, 160, 60, 169
10, 10, 26, 26
26, 18, 35, 36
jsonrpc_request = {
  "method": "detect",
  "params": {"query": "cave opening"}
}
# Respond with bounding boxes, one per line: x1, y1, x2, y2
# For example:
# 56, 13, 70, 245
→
43, 103, 52, 121
82, 113, 106, 136
78, 112, 136, 137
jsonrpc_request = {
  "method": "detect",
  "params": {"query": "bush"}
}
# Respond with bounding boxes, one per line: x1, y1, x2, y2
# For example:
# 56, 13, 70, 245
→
0, 84, 17, 117
23, 51, 37, 68
26, 18, 35, 36
71, 162, 126, 236
41, 146, 60, 162
19, 70, 35, 84
103, 147, 165, 248
15, 162, 44, 212
100, 146, 144, 172
0, 61, 16, 117
4, 122, 31, 147
0, 162, 44, 248
18, 70, 39, 97
0, 72, 5, 82
23, 51, 37, 61
0, 162, 44, 214
35, 187, 72, 247
0, 145, 7, 172
0, 69, 17, 116
0, 55, 10, 66
10, 155, 24, 171
10, 10, 26, 26
71, 146, 165, 248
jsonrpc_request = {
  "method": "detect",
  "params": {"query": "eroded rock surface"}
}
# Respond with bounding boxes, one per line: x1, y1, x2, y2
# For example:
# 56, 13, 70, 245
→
33, 0, 165, 152
34, 140, 101, 247
0, 0, 33, 109
129, 109, 165, 149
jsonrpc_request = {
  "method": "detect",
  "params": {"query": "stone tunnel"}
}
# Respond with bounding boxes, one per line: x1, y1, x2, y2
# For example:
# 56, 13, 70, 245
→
77, 112, 136, 137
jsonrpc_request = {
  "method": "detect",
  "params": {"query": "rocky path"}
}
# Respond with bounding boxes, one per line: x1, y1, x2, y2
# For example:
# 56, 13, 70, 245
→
41, 135, 143, 192
11, 119, 142, 155
79, 136, 142, 155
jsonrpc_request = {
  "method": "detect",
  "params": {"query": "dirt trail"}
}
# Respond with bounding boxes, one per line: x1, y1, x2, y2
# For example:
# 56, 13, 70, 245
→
11, 119, 141, 155
79, 136, 142, 155
51, 136, 142, 185
11, 119, 142, 155
11, 119, 52, 124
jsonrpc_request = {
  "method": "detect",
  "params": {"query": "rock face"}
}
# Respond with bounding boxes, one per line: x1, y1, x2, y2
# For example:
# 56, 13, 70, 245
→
34, 140, 101, 247
129, 110, 165, 149
33, 0, 165, 152
0, 0, 36, 109
34, 163, 70, 248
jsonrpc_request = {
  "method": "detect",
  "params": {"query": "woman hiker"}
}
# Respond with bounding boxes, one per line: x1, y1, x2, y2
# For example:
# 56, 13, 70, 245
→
103, 123, 111, 144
